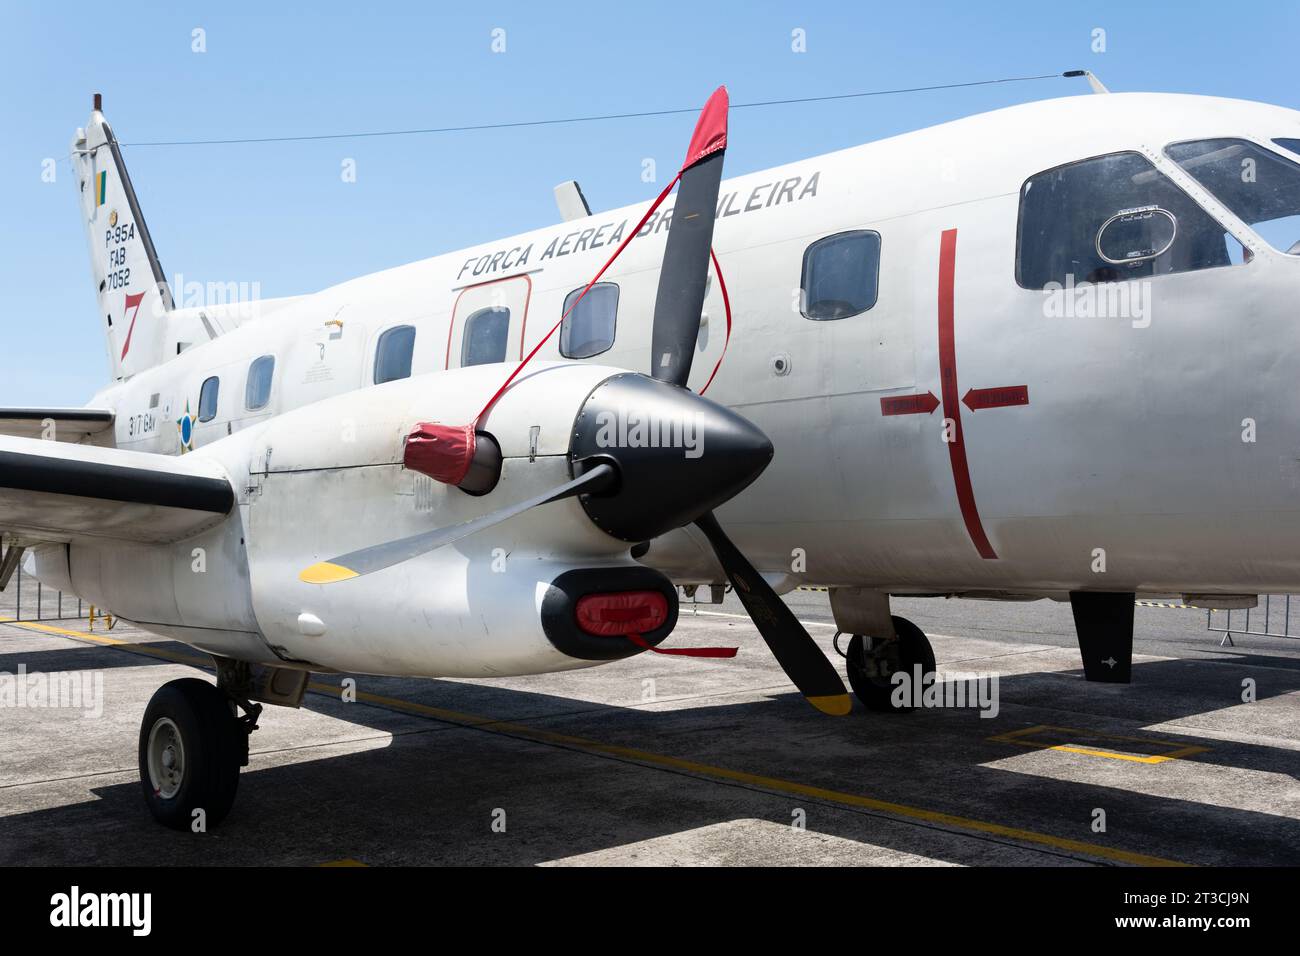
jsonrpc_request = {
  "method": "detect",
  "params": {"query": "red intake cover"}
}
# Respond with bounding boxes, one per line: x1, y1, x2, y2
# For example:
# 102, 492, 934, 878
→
575, 591, 669, 637
403, 422, 477, 486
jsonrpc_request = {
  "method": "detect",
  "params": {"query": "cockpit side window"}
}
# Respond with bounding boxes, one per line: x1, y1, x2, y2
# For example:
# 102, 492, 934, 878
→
1166, 138, 1300, 255
1016, 151, 1242, 290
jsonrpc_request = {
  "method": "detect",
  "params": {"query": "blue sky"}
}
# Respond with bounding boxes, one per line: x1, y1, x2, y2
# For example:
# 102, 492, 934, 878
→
2, 1, 1295, 404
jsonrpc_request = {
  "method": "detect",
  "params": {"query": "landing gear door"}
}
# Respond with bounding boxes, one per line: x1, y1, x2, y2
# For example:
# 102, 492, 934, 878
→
446, 276, 532, 369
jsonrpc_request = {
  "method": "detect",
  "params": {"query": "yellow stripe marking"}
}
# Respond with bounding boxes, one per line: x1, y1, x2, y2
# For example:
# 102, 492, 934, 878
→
0, 618, 1189, 867
989, 724, 1210, 764
300, 562, 359, 584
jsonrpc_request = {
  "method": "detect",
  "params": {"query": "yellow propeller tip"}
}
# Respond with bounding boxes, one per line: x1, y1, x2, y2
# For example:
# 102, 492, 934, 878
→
807, 693, 853, 716
300, 562, 359, 585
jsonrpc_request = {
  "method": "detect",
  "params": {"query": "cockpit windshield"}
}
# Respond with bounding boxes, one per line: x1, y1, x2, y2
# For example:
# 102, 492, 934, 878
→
1016, 151, 1243, 289
1165, 139, 1300, 255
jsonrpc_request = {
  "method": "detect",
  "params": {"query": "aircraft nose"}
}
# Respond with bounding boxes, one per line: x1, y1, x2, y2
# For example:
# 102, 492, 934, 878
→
569, 372, 774, 542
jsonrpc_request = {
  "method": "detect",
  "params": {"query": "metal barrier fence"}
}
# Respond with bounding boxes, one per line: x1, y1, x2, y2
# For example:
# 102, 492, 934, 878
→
0, 562, 87, 623
1206, 595, 1298, 646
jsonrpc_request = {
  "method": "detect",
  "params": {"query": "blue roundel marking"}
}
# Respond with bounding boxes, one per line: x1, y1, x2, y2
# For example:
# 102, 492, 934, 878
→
180, 417, 192, 444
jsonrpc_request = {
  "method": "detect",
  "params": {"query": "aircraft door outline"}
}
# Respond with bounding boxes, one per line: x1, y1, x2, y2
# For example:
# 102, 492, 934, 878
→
445, 275, 533, 369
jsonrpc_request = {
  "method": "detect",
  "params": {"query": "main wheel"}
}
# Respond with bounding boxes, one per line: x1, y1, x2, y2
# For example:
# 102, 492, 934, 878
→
845, 616, 936, 712
139, 678, 244, 830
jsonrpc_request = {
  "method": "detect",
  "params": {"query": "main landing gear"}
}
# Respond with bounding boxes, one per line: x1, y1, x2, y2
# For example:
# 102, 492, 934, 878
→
138, 658, 306, 830
139, 678, 258, 830
837, 616, 936, 712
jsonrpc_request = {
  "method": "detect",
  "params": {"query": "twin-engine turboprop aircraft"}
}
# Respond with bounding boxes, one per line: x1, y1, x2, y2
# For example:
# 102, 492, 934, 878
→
5, 83, 1300, 828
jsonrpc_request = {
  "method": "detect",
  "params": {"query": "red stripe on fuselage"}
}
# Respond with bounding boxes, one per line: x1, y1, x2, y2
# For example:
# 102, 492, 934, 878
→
937, 229, 997, 559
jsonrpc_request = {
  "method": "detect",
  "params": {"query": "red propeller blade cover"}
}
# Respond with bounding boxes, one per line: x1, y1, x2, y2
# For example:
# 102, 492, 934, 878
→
682, 86, 728, 172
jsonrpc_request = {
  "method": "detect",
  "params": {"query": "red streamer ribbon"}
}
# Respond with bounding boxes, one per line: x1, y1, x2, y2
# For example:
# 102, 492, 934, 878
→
625, 632, 738, 658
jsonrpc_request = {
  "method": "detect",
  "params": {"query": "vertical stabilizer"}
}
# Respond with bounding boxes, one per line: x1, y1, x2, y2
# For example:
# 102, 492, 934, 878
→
71, 93, 175, 381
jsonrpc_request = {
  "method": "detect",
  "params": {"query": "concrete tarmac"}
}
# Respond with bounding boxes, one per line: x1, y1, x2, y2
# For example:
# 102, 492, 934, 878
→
1, 583, 1297, 866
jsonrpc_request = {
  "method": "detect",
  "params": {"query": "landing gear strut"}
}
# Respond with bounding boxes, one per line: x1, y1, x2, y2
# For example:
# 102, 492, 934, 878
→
138, 678, 256, 830
839, 615, 936, 712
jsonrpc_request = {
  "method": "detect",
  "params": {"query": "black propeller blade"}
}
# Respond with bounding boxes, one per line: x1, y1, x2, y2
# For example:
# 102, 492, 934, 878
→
651, 152, 724, 387
642, 88, 853, 713
695, 513, 851, 715
300, 463, 616, 584
651, 86, 728, 389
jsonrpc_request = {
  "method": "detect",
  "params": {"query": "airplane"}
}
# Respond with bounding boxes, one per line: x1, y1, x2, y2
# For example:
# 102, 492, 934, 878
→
4, 80, 1300, 829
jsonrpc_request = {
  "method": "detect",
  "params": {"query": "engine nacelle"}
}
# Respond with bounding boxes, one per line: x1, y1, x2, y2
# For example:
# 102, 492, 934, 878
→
239, 362, 680, 675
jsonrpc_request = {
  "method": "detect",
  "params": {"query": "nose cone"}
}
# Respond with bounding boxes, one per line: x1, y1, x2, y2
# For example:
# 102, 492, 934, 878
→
570, 373, 773, 542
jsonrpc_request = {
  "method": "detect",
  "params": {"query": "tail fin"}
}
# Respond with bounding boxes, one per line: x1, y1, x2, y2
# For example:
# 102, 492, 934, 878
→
71, 93, 175, 381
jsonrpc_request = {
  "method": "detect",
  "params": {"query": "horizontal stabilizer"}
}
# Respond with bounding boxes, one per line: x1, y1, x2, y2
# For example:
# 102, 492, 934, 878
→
0, 407, 115, 444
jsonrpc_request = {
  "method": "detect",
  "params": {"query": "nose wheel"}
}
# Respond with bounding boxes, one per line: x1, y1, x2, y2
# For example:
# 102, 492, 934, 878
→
138, 678, 251, 830
838, 615, 936, 712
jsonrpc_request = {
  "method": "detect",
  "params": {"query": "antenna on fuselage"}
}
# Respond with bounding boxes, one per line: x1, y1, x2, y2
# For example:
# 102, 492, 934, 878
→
1063, 69, 1110, 94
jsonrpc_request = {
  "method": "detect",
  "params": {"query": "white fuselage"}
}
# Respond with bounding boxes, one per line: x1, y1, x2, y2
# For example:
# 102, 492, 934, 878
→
62, 92, 1300, 646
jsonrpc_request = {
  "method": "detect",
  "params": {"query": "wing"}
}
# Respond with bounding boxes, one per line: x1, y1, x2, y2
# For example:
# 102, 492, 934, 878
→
0, 407, 115, 445
0, 434, 234, 545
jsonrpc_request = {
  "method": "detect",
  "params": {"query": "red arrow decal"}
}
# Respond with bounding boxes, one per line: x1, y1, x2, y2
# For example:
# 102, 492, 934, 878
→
880, 391, 940, 416
962, 385, 1029, 412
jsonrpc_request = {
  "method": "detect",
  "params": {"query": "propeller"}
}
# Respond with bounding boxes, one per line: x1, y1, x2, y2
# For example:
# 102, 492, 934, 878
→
300, 86, 851, 715
642, 87, 851, 715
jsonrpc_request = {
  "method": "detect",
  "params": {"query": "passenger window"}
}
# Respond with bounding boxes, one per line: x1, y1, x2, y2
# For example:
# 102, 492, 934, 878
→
560, 283, 618, 358
198, 376, 219, 423
461, 307, 510, 367
801, 230, 881, 320
1166, 139, 1300, 255
1017, 151, 1242, 289
245, 355, 275, 411
374, 325, 416, 383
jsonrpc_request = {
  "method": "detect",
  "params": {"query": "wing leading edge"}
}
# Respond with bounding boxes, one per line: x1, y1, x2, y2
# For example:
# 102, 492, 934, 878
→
0, 434, 234, 545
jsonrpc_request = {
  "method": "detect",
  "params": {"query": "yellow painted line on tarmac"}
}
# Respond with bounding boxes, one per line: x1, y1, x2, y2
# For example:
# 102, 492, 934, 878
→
318, 858, 368, 867
318, 684, 1188, 867
0, 617, 128, 645
0, 617, 209, 667
1, 617, 1189, 867
989, 724, 1210, 764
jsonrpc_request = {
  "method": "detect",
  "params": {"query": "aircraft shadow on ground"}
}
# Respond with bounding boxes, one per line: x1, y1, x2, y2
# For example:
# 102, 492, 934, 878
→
2, 635, 1299, 866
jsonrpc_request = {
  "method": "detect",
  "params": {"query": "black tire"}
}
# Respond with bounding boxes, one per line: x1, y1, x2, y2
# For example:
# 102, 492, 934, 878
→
138, 678, 243, 830
845, 616, 936, 713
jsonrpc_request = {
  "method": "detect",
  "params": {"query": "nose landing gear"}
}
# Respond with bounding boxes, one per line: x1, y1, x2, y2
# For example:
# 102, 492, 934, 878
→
138, 678, 255, 831
837, 615, 936, 712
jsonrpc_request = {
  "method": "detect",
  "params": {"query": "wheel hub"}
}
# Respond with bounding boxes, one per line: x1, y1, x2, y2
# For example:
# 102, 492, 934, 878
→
146, 717, 186, 799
